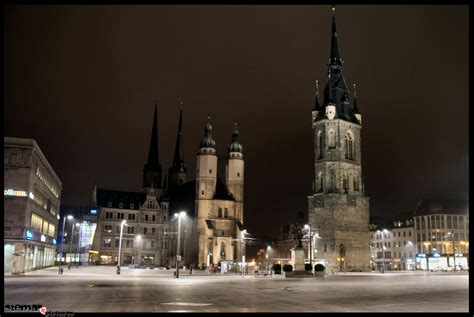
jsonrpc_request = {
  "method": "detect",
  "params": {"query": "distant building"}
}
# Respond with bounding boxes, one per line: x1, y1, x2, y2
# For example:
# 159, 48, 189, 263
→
413, 199, 469, 271
4, 137, 62, 274
56, 205, 99, 265
370, 219, 416, 272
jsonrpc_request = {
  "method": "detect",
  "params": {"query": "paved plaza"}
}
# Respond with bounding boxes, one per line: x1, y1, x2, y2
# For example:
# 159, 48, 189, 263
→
4, 266, 469, 312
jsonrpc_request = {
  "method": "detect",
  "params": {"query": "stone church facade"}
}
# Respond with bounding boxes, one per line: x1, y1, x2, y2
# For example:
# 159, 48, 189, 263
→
307, 8, 371, 272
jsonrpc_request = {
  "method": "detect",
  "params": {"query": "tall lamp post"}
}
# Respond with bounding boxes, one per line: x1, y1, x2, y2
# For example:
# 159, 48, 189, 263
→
241, 229, 247, 277
117, 220, 127, 274
58, 215, 73, 274
74, 222, 81, 267
266, 245, 271, 274
304, 224, 312, 268
174, 211, 186, 278
447, 232, 456, 271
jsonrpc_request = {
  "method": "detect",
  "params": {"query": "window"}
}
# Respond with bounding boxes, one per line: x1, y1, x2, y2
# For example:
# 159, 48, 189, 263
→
328, 130, 335, 148
436, 215, 441, 229
237, 173, 240, 177
115, 239, 119, 248
324, 244, 327, 252
48, 223, 55, 237
344, 132, 354, 160
447, 216, 452, 229
116, 226, 120, 234
398, 232, 401, 237
459, 216, 464, 229
117, 213, 124, 220
147, 201, 154, 209
152, 228, 155, 234
342, 176, 348, 191
127, 226, 134, 234
224, 208, 228, 218
119, 203, 123, 208
201, 190, 204, 196
151, 240, 156, 249
403, 231, 406, 237
128, 213, 133, 220
209, 169, 212, 174
218, 208, 222, 218
152, 215, 156, 222
31, 213, 43, 232
108, 202, 112, 207
104, 225, 112, 233
144, 228, 148, 234
145, 214, 149, 221
130, 204, 134, 209
317, 131, 323, 159
453, 216, 458, 229
105, 212, 113, 219
104, 238, 112, 247
409, 231, 411, 237
164, 215, 167, 222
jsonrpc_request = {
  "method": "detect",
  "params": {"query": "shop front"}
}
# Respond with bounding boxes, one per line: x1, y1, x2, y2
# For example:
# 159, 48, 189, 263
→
416, 253, 469, 271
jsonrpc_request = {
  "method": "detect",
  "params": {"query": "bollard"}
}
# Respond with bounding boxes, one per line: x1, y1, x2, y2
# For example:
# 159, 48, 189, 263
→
116, 266, 121, 275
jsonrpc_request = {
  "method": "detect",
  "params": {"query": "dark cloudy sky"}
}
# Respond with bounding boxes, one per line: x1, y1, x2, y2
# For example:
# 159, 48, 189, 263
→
4, 5, 468, 238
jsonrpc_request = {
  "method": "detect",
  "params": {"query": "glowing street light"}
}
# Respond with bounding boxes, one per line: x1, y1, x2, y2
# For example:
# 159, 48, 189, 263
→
174, 211, 186, 278
117, 220, 127, 274
241, 229, 247, 277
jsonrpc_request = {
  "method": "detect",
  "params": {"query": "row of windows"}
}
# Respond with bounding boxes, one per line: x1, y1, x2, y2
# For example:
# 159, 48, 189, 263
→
373, 240, 413, 249
30, 212, 56, 237
31, 188, 58, 216
316, 130, 356, 161
36, 166, 59, 198
375, 251, 413, 259
105, 201, 169, 211
104, 211, 166, 222
104, 225, 162, 235
103, 238, 166, 249
217, 208, 229, 218
416, 232, 466, 242
416, 215, 467, 230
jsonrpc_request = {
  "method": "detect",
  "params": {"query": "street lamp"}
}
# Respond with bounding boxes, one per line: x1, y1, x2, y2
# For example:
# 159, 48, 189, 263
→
304, 224, 312, 269
58, 215, 73, 274
446, 232, 456, 271
407, 241, 414, 270
74, 222, 81, 268
266, 245, 271, 274
117, 220, 127, 275
174, 211, 186, 278
241, 229, 247, 277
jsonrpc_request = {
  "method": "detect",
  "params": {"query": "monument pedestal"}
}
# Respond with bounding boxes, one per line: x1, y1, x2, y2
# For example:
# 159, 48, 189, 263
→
291, 247, 306, 272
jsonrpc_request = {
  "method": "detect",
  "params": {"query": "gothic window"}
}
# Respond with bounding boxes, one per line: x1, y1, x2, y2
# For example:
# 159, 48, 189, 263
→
152, 215, 156, 222
328, 129, 335, 148
224, 208, 228, 218
318, 172, 324, 192
218, 208, 222, 218
342, 176, 348, 192
317, 131, 323, 159
145, 214, 149, 221
344, 132, 355, 160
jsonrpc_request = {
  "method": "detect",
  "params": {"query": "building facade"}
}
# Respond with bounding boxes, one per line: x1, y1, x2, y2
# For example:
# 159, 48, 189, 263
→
370, 220, 416, 271
413, 199, 469, 271
91, 106, 245, 269
307, 8, 370, 272
4, 137, 62, 274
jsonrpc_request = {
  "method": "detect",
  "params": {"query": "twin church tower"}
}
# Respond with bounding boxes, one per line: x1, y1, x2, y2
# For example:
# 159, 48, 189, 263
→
140, 6, 369, 270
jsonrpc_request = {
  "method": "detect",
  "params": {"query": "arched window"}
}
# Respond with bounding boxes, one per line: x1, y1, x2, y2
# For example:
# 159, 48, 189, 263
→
317, 131, 323, 159
342, 175, 348, 192
328, 130, 335, 148
345, 132, 354, 160
147, 201, 154, 209
224, 208, 228, 218
218, 208, 222, 218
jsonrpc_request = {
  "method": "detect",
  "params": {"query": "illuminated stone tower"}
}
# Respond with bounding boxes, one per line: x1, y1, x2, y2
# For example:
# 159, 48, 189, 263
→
307, 7, 370, 272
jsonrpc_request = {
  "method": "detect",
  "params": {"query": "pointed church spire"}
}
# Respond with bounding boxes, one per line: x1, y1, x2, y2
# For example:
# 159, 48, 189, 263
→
327, 71, 334, 104
172, 101, 185, 168
330, 5, 342, 66
352, 83, 360, 114
314, 80, 321, 110
143, 103, 162, 189
147, 104, 159, 164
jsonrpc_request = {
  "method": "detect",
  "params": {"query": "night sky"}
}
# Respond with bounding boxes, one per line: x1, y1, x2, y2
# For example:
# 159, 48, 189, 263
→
4, 5, 469, 239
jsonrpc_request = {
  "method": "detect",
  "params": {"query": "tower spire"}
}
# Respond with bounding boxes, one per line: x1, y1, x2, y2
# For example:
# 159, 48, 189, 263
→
353, 83, 360, 114
143, 102, 163, 189
228, 121, 243, 153
199, 114, 216, 149
314, 80, 321, 110
172, 101, 185, 168
330, 5, 342, 66
147, 104, 159, 164
327, 71, 334, 104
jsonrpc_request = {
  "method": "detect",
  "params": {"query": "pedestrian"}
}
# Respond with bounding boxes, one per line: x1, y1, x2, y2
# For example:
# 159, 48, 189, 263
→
189, 264, 193, 275
209, 263, 214, 275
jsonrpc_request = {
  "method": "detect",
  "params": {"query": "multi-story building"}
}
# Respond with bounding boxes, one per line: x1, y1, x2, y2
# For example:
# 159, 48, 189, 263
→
4, 137, 62, 274
307, 7, 370, 272
413, 199, 469, 271
370, 220, 416, 271
57, 205, 99, 265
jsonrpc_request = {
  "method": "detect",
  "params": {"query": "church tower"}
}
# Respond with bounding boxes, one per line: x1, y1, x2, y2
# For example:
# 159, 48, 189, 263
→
308, 7, 370, 272
195, 115, 218, 266
226, 122, 244, 222
168, 103, 187, 192
142, 104, 163, 191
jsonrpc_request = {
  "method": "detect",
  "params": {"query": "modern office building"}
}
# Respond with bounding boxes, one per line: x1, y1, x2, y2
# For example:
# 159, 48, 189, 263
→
4, 137, 63, 274
413, 199, 469, 271
57, 205, 99, 265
